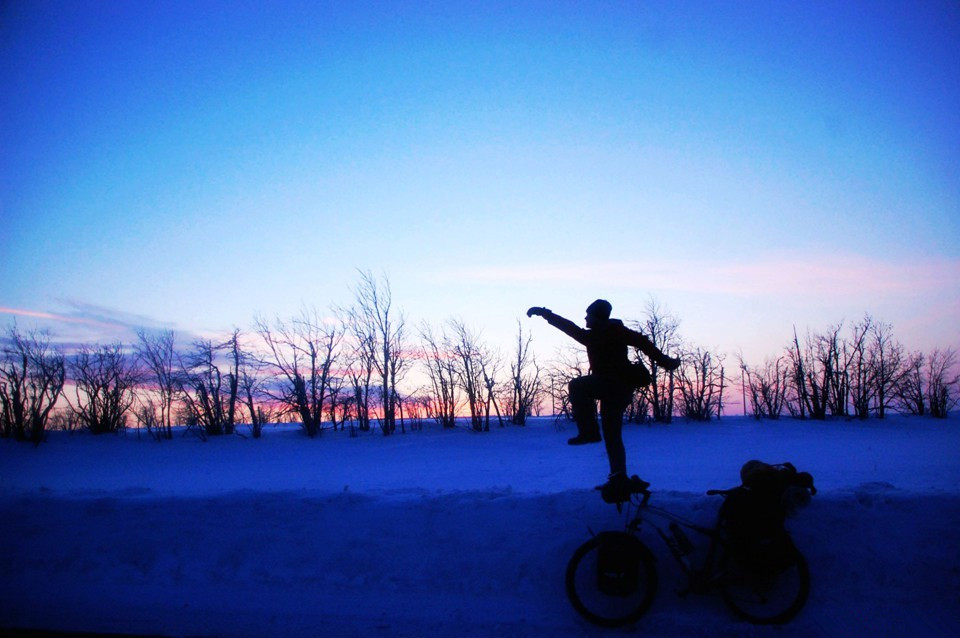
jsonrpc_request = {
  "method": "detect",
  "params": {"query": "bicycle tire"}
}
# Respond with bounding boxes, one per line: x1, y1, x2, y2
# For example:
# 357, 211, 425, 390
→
720, 545, 810, 625
565, 531, 658, 627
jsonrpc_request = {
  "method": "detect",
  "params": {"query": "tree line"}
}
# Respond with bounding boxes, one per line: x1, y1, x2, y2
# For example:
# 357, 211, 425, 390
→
0, 272, 544, 443
1, 276, 958, 444
738, 314, 959, 421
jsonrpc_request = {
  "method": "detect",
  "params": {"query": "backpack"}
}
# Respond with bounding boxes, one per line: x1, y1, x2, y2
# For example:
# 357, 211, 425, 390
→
626, 361, 652, 389
719, 461, 816, 575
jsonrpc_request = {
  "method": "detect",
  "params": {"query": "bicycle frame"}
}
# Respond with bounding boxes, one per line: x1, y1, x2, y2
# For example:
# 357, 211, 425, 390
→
613, 490, 729, 595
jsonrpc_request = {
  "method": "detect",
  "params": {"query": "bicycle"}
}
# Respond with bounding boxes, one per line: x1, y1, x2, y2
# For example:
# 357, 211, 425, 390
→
565, 482, 810, 627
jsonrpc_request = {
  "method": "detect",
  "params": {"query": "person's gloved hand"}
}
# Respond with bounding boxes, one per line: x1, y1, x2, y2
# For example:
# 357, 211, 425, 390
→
526, 306, 551, 318
660, 356, 682, 372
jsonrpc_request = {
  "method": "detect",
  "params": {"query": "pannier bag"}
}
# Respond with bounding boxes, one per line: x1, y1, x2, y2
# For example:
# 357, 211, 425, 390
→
597, 535, 641, 596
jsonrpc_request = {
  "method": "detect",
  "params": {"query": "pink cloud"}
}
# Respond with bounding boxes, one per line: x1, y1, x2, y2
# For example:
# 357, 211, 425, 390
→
446, 254, 960, 300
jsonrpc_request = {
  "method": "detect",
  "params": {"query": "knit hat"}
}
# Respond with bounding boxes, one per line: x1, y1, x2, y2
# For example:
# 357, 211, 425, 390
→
586, 299, 612, 320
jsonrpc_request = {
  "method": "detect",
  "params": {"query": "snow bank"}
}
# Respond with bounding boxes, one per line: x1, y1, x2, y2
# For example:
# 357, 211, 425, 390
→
4, 415, 959, 497
2, 416, 959, 637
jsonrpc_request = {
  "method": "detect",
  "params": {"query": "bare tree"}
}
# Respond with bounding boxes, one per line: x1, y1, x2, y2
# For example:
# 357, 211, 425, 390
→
324, 367, 348, 432
449, 319, 495, 432
506, 321, 542, 425
341, 327, 375, 433
786, 328, 809, 420
895, 351, 927, 416
926, 348, 959, 418
404, 393, 431, 431
256, 308, 343, 438
544, 345, 589, 421
869, 320, 904, 419
677, 346, 725, 421
847, 315, 875, 420
239, 359, 268, 438
132, 397, 160, 439
345, 271, 406, 436
826, 329, 850, 418
816, 324, 843, 419
786, 325, 840, 420
418, 321, 460, 429
330, 387, 356, 433
0, 325, 65, 444
632, 299, 681, 423
233, 331, 269, 438
738, 354, 789, 420
135, 329, 178, 440
177, 336, 241, 438
47, 409, 80, 432
68, 343, 139, 434
388, 326, 412, 434
624, 388, 653, 425
225, 330, 242, 432
896, 348, 959, 418
478, 340, 505, 430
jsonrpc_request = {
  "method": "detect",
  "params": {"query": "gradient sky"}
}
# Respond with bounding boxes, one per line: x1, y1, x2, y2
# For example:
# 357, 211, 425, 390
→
2, 0, 958, 367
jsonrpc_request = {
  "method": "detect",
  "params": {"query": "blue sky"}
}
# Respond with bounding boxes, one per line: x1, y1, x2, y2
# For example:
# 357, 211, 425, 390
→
2, 0, 958, 364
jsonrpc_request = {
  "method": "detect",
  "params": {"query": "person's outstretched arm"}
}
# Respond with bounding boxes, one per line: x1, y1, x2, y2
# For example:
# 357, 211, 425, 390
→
621, 324, 681, 371
526, 307, 588, 346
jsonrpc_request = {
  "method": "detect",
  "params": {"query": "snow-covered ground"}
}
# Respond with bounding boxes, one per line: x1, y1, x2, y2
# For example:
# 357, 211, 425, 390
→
2, 415, 959, 637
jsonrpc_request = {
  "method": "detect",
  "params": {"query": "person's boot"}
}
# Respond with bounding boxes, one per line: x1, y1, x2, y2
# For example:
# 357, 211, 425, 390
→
567, 432, 602, 445
599, 472, 630, 503
599, 473, 650, 503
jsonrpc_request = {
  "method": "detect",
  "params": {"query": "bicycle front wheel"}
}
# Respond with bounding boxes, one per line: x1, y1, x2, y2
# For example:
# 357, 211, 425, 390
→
720, 546, 810, 625
565, 531, 658, 627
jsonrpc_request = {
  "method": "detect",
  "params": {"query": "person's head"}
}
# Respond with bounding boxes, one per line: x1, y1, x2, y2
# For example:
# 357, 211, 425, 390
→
585, 299, 612, 328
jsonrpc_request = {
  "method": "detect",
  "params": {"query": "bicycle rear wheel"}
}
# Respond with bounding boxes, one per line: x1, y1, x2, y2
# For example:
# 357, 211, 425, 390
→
565, 531, 657, 627
720, 546, 809, 625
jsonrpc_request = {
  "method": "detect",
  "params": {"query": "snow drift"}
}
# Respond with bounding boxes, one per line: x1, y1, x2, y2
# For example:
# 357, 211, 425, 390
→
2, 416, 959, 637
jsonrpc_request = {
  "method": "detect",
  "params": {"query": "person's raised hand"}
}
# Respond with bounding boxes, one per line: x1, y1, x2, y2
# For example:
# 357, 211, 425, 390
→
526, 306, 550, 318
661, 356, 682, 371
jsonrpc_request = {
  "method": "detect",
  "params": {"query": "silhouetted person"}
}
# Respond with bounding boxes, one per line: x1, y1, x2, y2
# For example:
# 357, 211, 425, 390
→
527, 299, 680, 500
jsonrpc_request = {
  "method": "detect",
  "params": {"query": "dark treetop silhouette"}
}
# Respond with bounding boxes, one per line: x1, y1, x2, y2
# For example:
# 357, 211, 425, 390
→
527, 299, 680, 502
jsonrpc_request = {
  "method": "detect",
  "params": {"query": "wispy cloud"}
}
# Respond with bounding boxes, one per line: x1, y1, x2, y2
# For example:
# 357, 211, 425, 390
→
0, 301, 204, 347
440, 254, 960, 299
56, 299, 176, 331
0, 306, 121, 328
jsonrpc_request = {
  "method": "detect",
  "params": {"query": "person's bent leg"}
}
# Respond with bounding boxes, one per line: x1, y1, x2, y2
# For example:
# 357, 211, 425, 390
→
568, 376, 601, 444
